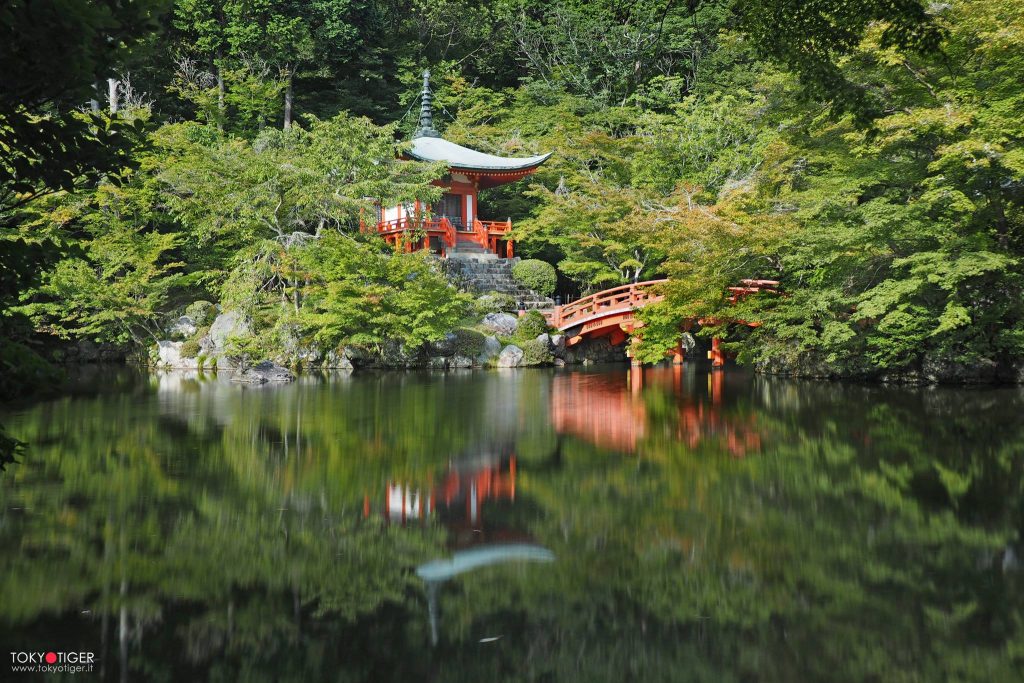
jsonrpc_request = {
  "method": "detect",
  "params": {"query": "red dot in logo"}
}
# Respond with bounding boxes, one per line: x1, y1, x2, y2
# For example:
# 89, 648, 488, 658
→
45, 652, 57, 664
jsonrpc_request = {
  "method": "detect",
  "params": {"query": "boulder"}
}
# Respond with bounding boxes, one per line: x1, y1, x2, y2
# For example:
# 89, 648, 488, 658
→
481, 312, 519, 336
209, 310, 253, 349
77, 340, 100, 362
430, 332, 459, 356
156, 340, 199, 370
376, 340, 421, 368
496, 344, 525, 368
549, 334, 566, 356
476, 335, 502, 365
198, 334, 216, 355
232, 361, 295, 384
292, 345, 323, 366
535, 333, 552, 349
450, 355, 473, 368
343, 346, 371, 363
922, 353, 1000, 384
554, 357, 566, 367
322, 349, 354, 370
427, 356, 449, 369
168, 315, 197, 340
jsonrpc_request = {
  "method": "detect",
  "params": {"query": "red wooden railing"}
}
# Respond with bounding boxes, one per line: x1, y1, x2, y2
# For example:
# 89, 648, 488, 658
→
472, 218, 514, 257
374, 217, 457, 253
370, 216, 514, 256
544, 279, 668, 330
543, 277, 780, 333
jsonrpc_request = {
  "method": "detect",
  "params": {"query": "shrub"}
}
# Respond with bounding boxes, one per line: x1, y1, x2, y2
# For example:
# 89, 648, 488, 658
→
451, 328, 486, 357
0, 342, 62, 401
515, 310, 549, 340
180, 338, 201, 358
512, 259, 557, 297
519, 338, 553, 366
473, 292, 518, 316
185, 300, 217, 326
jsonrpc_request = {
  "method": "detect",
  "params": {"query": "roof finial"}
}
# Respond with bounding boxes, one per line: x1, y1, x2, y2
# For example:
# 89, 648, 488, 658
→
415, 69, 440, 138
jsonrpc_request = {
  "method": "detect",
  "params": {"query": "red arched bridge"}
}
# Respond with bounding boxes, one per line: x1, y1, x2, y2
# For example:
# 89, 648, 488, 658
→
540, 278, 779, 367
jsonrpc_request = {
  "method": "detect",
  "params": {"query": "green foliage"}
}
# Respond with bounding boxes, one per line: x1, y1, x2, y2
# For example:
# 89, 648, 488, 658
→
735, 0, 1024, 373
297, 233, 471, 354
180, 337, 201, 359
0, 1, 161, 220
21, 181, 185, 345
517, 337, 553, 366
3, 0, 1023, 381
185, 301, 216, 326
512, 259, 557, 296
735, 0, 944, 124
0, 341, 62, 402
450, 328, 486, 358
514, 310, 550, 341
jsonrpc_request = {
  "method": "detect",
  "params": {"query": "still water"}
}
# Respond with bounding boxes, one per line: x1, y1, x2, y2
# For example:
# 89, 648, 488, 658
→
1, 365, 1022, 681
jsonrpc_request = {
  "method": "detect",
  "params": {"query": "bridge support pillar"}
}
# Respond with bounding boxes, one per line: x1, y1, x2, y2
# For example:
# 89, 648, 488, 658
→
629, 364, 643, 394
710, 337, 725, 369
670, 343, 685, 365
628, 334, 642, 368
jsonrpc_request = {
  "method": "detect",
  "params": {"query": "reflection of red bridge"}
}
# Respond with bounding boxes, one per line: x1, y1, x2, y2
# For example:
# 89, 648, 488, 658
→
541, 279, 779, 366
550, 369, 762, 457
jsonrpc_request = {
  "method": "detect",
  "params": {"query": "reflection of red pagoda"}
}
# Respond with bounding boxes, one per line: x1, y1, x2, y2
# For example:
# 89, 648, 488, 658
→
364, 453, 520, 546
550, 368, 763, 457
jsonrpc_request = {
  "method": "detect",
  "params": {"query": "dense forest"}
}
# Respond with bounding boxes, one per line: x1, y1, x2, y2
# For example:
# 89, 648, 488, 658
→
2, 0, 1023, 397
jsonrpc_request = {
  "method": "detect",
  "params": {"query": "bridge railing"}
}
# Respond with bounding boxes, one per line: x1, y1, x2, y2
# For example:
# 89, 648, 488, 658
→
544, 279, 668, 330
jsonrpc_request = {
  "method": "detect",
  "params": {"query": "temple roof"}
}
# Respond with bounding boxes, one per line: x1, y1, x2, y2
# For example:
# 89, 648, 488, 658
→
407, 136, 552, 172
409, 69, 551, 175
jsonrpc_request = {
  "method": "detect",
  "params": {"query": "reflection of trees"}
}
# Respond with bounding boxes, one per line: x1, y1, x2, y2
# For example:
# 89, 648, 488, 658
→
440, 378, 1024, 682
0, 367, 1021, 681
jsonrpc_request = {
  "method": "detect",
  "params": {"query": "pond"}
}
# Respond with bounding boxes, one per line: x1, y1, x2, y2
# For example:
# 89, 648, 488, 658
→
1, 366, 1022, 681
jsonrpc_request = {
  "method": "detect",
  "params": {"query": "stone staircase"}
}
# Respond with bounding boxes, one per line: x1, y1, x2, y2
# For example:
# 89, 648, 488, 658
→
444, 241, 554, 309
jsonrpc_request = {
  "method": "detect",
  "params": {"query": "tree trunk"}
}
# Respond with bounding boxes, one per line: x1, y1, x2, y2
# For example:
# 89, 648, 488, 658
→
107, 77, 120, 114
216, 58, 225, 132
90, 79, 102, 112
283, 69, 294, 130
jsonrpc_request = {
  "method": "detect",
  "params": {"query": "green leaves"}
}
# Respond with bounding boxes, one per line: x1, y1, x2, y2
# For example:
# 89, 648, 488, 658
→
297, 232, 470, 353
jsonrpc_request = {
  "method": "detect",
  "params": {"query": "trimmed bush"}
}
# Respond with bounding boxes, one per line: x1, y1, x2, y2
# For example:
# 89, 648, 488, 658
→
514, 310, 549, 340
511, 259, 557, 297
180, 338, 201, 359
451, 328, 486, 357
519, 338, 553, 366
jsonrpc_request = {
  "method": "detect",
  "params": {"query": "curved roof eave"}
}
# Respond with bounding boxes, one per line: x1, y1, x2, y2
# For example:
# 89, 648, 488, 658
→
407, 136, 551, 172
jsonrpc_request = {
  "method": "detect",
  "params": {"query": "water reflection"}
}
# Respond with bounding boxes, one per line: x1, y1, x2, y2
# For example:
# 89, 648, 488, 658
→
0, 366, 1021, 681
551, 367, 763, 456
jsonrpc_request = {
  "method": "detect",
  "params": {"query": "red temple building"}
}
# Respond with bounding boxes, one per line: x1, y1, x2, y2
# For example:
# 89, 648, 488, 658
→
365, 71, 551, 257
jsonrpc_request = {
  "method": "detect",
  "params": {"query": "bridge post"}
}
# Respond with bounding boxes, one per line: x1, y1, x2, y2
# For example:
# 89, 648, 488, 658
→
710, 337, 725, 369
628, 333, 642, 368
629, 364, 643, 394
670, 342, 685, 365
